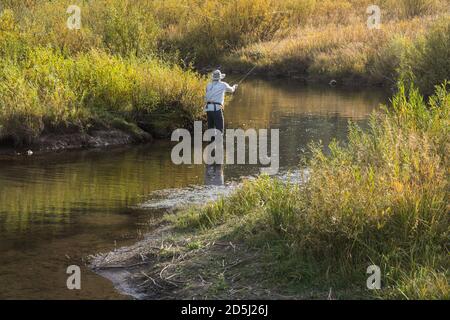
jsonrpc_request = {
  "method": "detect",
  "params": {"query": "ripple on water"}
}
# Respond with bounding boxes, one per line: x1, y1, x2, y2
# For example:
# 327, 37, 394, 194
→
137, 169, 309, 211
138, 183, 241, 210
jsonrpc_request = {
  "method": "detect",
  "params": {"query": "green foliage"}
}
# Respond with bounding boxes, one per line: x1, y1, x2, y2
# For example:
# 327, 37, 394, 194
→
1, 0, 449, 82
100, 1, 160, 56
174, 82, 450, 299
0, 9, 28, 61
400, 17, 450, 95
1, 0, 320, 63
163, 0, 290, 64
0, 36, 206, 144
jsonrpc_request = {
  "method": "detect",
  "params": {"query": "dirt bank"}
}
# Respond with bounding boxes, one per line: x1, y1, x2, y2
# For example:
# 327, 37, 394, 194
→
0, 129, 153, 156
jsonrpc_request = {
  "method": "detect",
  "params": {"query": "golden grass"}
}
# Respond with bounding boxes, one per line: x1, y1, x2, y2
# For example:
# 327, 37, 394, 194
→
1, 0, 449, 142
225, 14, 448, 85
173, 82, 450, 299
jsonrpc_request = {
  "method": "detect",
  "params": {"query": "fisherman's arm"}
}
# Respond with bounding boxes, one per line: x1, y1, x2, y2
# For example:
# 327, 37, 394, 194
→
205, 84, 211, 103
224, 82, 238, 93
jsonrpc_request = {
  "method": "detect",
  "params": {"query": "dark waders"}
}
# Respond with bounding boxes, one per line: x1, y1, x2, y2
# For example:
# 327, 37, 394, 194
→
206, 105, 224, 134
205, 103, 224, 170
206, 103, 225, 145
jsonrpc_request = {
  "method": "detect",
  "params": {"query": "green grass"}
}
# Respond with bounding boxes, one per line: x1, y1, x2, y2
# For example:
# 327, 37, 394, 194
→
172, 82, 450, 299
1, 1, 449, 143
2, 1, 447, 298
399, 17, 450, 95
0, 9, 206, 145
226, 14, 450, 86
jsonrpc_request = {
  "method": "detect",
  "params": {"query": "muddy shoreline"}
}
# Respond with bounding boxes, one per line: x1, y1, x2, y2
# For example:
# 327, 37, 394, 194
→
0, 129, 154, 157
88, 171, 314, 300
89, 223, 311, 300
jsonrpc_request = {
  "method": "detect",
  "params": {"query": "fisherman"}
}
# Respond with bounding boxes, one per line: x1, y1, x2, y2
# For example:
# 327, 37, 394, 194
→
204, 70, 238, 134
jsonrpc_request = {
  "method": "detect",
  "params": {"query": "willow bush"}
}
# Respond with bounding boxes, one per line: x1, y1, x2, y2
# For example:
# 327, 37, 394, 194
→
173, 82, 449, 299
0, 10, 206, 144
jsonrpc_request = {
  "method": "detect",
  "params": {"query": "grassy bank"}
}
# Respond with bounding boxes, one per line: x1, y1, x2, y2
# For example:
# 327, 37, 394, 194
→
170, 82, 449, 299
225, 2, 450, 90
1, 1, 449, 145
0, 7, 206, 146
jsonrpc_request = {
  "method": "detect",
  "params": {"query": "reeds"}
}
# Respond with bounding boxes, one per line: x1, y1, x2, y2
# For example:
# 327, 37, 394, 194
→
173, 82, 450, 299
0, 10, 206, 144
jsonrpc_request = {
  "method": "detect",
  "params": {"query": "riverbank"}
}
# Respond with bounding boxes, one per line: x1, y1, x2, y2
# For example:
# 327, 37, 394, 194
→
2, 1, 448, 300
0, 129, 152, 157
1, 2, 449, 148
91, 82, 449, 300
90, 222, 324, 299
0, 7, 207, 148
1, 82, 387, 299
221, 15, 450, 90
0, 48, 206, 149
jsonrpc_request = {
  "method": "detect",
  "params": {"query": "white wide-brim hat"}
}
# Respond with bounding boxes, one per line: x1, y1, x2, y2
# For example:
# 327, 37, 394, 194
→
212, 70, 226, 81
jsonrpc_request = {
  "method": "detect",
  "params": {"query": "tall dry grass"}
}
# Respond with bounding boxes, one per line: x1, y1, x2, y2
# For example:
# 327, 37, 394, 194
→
173, 82, 450, 299
226, 13, 449, 85
1, 0, 449, 143
0, 9, 206, 145
2, 0, 449, 72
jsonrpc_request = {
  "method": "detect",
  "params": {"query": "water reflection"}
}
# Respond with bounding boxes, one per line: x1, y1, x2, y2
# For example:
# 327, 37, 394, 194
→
204, 164, 225, 186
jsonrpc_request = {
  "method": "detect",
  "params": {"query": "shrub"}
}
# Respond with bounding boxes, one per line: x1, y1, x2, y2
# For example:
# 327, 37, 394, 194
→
0, 64, 44, 144
396, 0, 438, 18
100, 1, 160, 57
0, 9, 28, 61
166, 0, 289, 64
0, 45, 206, 144
174, 82, 450, 298
400, 17, 450, 95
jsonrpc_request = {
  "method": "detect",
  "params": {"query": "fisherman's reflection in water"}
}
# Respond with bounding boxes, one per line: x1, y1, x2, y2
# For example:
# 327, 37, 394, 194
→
204, 164, 224, 186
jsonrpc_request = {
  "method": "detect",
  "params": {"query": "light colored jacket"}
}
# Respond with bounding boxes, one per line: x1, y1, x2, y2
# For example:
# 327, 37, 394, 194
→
204, 80, 236, 112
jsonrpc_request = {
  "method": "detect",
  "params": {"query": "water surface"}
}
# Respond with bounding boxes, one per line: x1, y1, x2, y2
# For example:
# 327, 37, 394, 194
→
0, 79, 387, 299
